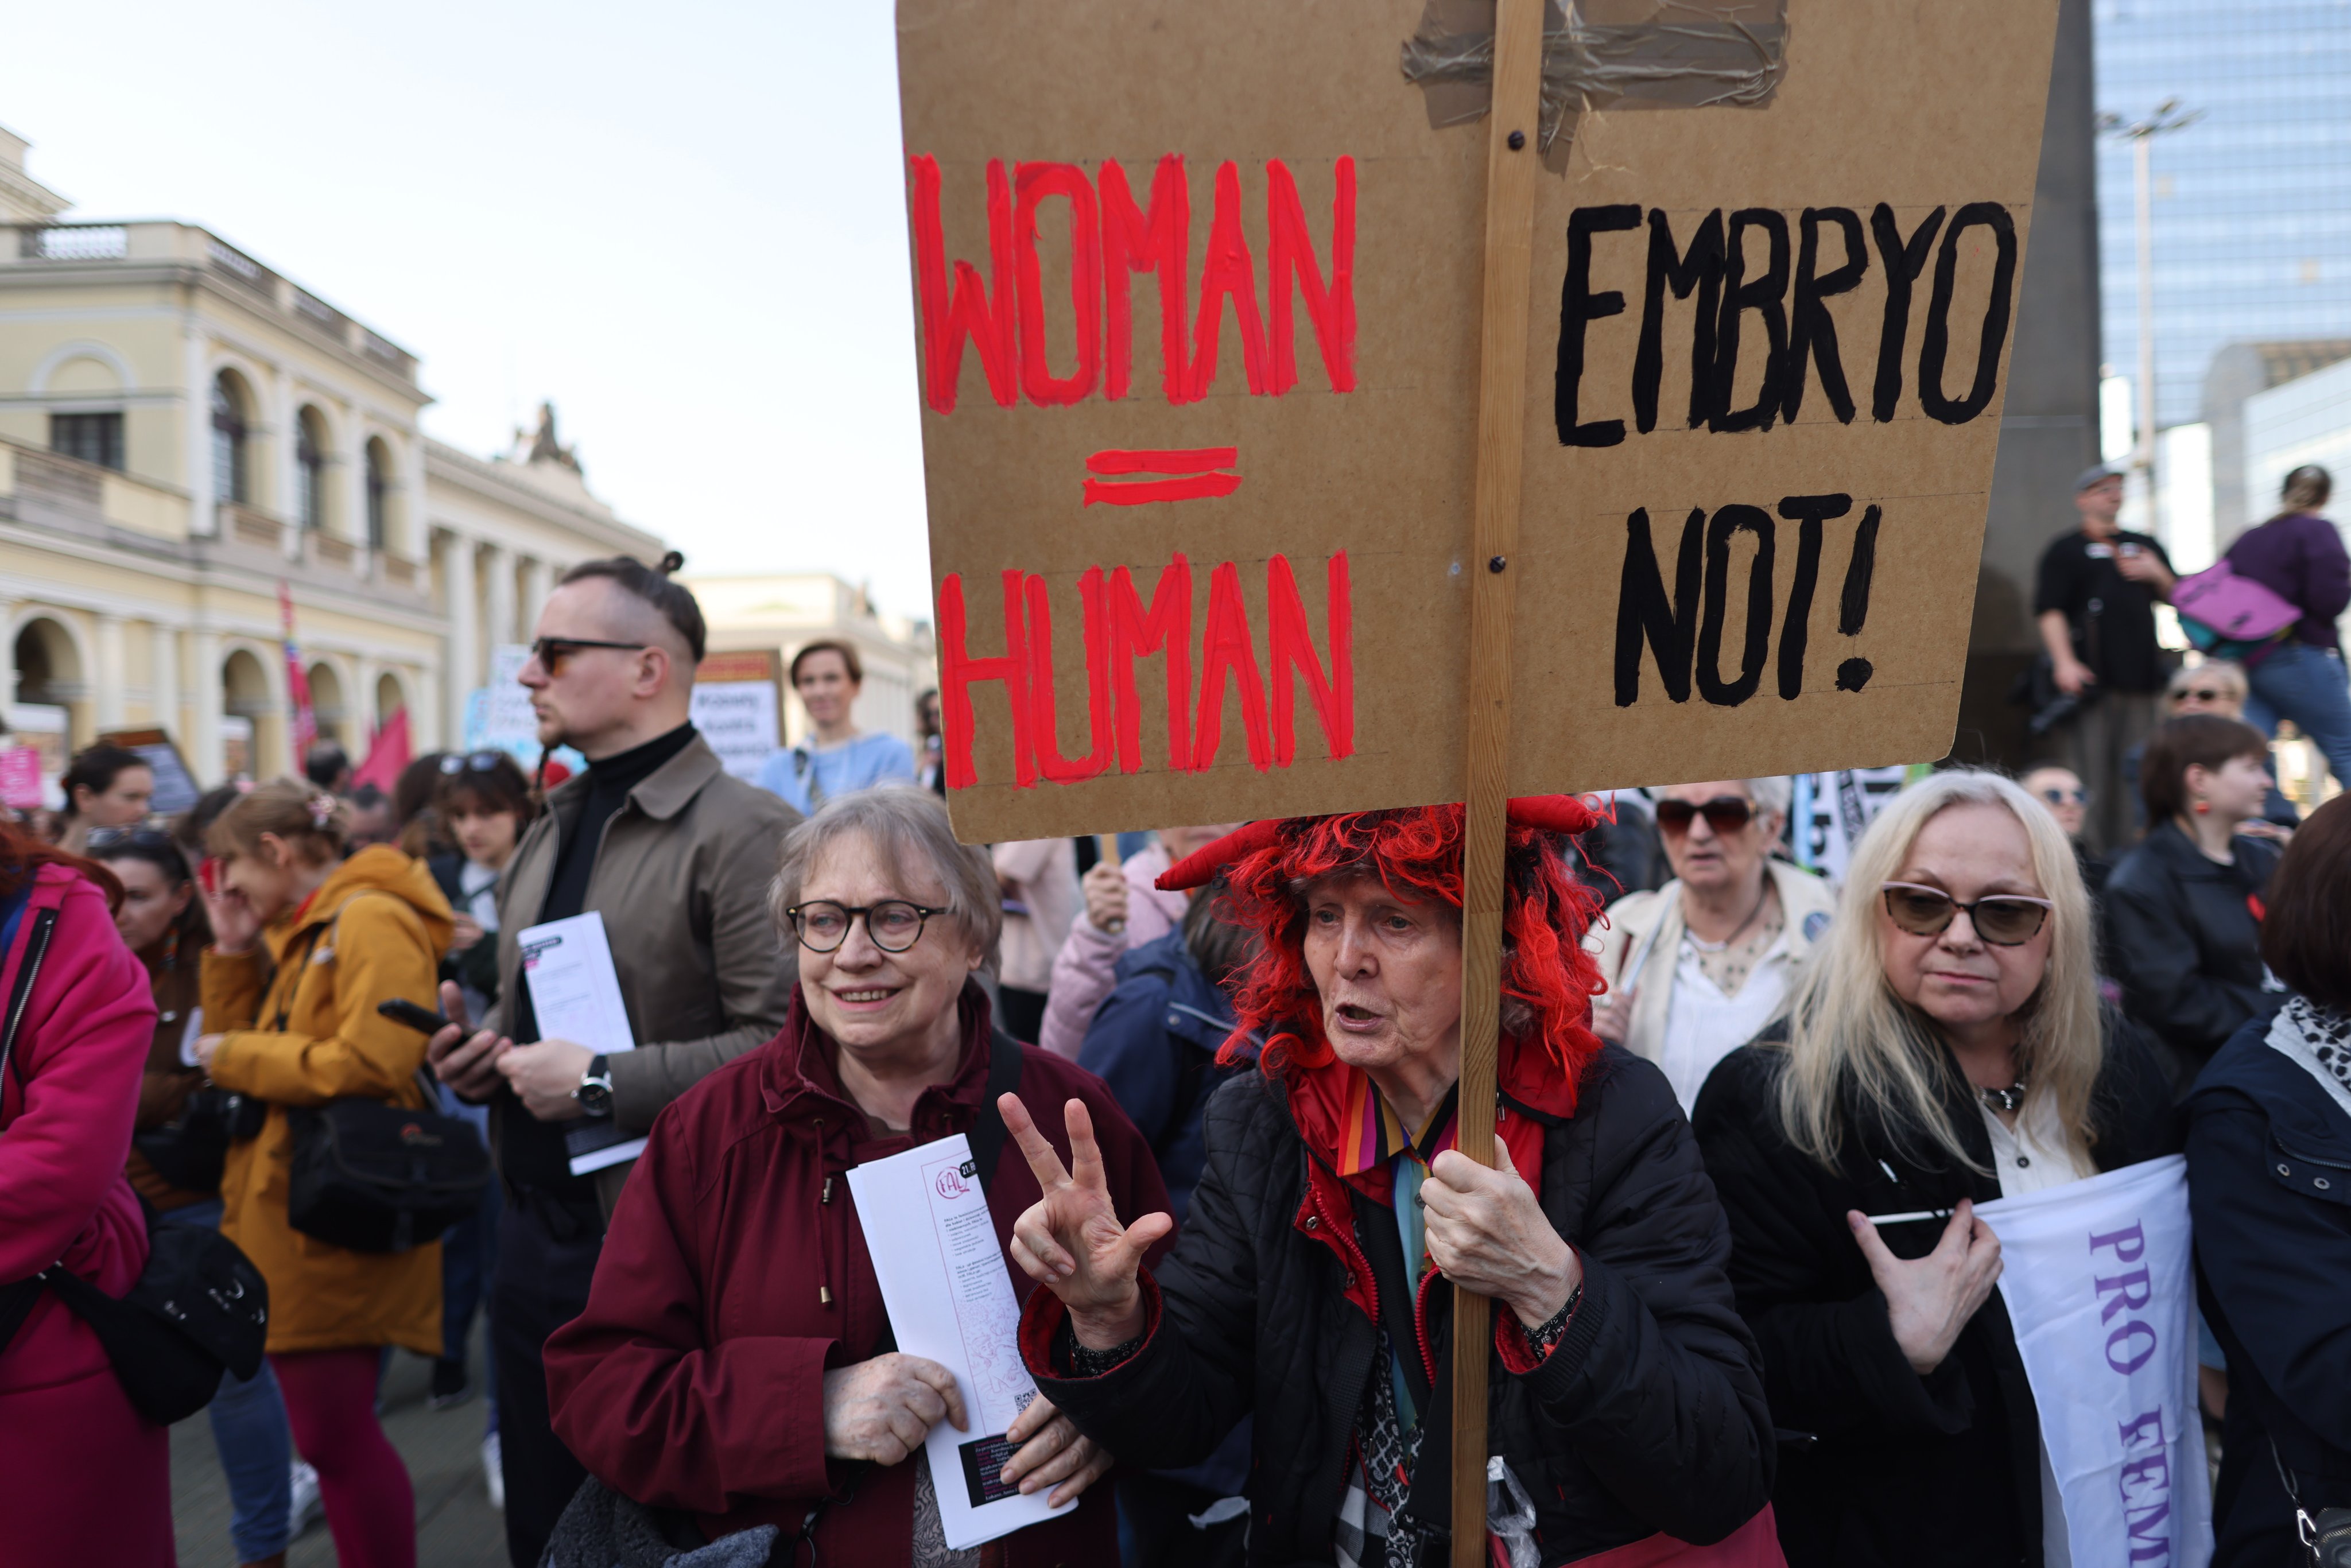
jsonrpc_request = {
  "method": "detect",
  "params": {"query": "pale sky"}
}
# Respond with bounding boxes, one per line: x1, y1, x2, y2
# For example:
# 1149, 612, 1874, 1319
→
1, 1, 935, 622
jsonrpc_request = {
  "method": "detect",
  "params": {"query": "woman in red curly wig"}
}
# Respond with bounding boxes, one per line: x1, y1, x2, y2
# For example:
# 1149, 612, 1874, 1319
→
1000, 800, 1779, 1568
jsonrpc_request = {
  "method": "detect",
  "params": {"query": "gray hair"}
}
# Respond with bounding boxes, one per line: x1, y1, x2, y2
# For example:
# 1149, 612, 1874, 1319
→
769, 786, 1002, 971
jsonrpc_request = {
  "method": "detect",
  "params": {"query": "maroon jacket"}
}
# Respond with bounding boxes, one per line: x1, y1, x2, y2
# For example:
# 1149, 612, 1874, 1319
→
545, 984, 1171, 1565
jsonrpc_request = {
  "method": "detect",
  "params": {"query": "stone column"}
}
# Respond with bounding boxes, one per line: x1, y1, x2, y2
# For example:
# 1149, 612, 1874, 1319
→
343, 405, 368, 556
188, 630, 224, 784
441, 532, 479, 745
185, 329, 216, 537
482, 543, 516, 655
0, 595, 17, 710
402, 437, 427, 564
150, 623, 182, 741
520, 556, 553, 639
273, 367, 302, 560
94, 615, 126, 729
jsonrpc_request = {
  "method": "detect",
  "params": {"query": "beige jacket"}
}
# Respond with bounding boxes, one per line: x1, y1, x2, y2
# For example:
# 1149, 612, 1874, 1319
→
1588, 858, 1837, 1070
486, 733, 802, 1212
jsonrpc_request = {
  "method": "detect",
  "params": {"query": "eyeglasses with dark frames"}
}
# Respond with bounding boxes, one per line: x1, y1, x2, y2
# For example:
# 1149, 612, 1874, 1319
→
528, 636, 648, 675
1880, 882, 2053, 946
786, 899, 941, 954
1654, 795, 1755, 836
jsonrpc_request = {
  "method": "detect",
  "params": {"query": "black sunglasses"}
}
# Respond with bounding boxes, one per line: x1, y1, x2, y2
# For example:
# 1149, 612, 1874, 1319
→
439, 751, 510, 775
2173, 687, 2227, 704
1881, 882, 2054, 946
1655, 796, 1755, 835
528, 636, 646, 673
2035, 786, 2088, 806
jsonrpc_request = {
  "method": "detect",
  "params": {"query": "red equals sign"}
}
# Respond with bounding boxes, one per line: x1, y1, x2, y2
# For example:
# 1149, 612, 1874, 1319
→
1083, 447, 1240, 507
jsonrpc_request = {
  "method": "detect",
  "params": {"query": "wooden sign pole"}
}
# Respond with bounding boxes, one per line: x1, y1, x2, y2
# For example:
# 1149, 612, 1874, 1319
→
1452, 0, 1547, 1558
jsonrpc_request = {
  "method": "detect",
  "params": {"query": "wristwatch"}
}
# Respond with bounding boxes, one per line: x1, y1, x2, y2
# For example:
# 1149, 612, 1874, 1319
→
574, 1055, 615, 1118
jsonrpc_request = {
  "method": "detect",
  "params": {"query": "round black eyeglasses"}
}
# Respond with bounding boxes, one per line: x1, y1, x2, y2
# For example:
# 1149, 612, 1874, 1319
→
785, 899, 940, 954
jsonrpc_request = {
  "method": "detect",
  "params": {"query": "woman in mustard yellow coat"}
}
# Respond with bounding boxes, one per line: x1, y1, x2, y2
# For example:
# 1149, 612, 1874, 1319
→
195, 780, 451, 1568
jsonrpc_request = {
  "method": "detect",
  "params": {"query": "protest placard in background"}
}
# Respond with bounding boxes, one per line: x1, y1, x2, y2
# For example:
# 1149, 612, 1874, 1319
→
0, 746, 40, 810
690, 649, 785, 782
897, 0, 2059, 841
98, 728, 202, 816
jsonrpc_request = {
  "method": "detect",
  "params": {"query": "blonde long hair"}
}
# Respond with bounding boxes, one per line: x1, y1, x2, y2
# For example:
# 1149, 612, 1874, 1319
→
1771, 770, 2103, 1174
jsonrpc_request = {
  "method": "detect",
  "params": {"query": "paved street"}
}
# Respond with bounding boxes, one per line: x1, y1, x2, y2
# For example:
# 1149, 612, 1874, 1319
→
170, 1329, 507, 1568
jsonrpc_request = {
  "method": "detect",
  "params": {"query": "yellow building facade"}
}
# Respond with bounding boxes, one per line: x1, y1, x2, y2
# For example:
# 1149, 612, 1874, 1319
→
0, 127, 660, 789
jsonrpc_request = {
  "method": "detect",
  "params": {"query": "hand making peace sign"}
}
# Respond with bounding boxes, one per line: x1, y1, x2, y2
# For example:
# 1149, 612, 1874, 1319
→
1001, 1094, 1174, 1350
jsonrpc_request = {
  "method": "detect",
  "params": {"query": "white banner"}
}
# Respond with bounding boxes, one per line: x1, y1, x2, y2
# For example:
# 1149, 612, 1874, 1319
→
1976, 1155, 2212, 1568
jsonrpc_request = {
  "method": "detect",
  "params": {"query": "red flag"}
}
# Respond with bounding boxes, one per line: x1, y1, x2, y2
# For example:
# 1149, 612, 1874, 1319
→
352, 707, 411, 795
279, 583, 317, 774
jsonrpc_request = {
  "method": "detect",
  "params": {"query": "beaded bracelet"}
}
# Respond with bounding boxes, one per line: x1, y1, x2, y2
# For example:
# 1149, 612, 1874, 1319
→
1527, 1283, 1584, 1356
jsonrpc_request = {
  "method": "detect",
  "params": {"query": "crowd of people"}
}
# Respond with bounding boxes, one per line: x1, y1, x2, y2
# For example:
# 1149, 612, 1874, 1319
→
1, 512, 2346, 1568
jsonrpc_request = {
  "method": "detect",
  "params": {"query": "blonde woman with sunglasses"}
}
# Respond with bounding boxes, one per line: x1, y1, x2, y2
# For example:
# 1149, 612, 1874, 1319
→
1692, 769, 2176, 1568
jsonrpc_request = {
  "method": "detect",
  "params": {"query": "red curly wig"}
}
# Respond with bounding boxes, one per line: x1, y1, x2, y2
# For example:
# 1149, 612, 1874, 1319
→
1202, 801, 1609, 1109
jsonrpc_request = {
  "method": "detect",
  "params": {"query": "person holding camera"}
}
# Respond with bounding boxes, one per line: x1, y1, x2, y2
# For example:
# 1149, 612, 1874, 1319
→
193, 781, 454, 1568
2034, 464, 2177, 852
92, 826, 312, 1568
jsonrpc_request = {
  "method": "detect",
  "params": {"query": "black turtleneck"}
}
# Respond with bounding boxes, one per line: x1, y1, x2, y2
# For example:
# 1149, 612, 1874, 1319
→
501, 721, 697, 1195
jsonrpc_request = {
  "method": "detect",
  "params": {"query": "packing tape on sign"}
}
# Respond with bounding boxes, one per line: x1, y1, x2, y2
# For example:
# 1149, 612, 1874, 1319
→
1399, 0, 1789, 156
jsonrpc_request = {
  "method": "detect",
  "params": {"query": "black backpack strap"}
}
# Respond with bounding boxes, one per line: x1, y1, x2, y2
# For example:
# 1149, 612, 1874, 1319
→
967, 1027, 1025, 1197
1, 903, 60, 1093
0, 888, 64, 1356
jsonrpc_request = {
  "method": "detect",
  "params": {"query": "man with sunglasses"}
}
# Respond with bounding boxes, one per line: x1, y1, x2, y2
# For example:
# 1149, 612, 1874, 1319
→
1589, 778, 1836, 1115
425, 553, 800, 1568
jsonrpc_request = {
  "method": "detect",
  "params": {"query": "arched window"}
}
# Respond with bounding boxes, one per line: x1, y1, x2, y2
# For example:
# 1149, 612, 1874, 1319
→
296, 407, 326, 531
365, 437, 391, 552
211, 373, 249, 504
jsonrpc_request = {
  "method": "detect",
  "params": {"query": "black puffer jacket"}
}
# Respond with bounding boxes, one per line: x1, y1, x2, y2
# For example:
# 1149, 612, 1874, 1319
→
2103, 822, 2283, 1088
1692, 1020, 2178, 1568
1029, 1046, 1774, 1567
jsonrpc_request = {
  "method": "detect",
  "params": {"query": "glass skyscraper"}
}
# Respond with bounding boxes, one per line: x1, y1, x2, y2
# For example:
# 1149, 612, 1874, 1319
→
2094, 0, 2351, 430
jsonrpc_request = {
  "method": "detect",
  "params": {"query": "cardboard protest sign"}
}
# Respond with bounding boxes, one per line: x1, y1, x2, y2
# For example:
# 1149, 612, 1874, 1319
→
97, 728, 201, 816
897, 0, 2057, 841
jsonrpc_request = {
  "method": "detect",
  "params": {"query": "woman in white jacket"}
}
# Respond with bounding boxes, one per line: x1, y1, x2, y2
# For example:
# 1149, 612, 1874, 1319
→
1589, 777, 1834, 1113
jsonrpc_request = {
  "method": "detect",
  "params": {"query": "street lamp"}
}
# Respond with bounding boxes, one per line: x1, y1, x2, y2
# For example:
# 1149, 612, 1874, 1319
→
2097, 98, 2202, 524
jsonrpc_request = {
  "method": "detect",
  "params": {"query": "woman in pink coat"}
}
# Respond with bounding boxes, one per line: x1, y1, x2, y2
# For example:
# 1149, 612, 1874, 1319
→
0, 822, 172, 1565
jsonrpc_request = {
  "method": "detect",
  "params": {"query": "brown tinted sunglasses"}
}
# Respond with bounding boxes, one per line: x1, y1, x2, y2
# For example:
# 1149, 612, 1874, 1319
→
1881, 882, 2053, 946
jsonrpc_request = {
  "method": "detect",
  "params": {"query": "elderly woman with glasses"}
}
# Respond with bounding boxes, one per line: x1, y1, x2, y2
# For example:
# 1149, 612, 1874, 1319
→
1589, 778, 1836, 1115
540, 787, 1166, 1566
1692, 770, 2176, 1568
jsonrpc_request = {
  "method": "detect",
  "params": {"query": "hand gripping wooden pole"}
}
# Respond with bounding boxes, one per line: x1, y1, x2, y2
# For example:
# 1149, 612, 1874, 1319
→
1452, 0, 1547, 1559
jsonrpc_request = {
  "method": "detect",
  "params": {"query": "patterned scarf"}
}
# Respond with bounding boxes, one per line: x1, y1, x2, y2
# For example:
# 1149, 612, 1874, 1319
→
2268, 995, 2351, 1120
